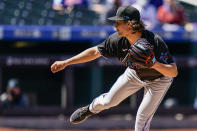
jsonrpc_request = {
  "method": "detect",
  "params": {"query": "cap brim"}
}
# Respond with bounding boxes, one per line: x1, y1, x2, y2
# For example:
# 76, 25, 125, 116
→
107, 16, 124, 21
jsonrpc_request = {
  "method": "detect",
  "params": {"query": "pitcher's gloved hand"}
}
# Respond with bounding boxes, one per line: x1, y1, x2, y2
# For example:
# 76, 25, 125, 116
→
128, 38, 156, 68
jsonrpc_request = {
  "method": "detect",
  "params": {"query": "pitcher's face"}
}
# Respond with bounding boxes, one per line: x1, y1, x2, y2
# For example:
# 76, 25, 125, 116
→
114, 20, 131, 37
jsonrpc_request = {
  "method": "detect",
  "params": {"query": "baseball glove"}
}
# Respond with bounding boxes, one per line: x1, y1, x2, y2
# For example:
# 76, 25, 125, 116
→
128, 38, 156, 68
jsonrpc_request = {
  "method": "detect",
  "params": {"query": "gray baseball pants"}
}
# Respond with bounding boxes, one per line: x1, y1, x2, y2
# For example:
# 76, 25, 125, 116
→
89, 67, 173, 131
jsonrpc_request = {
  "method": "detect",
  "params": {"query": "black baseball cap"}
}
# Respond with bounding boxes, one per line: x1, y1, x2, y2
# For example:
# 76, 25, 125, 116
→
108, 6, 140, 22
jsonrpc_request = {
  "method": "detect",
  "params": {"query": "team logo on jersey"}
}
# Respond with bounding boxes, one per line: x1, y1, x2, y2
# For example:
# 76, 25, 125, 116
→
160, 52, 169, 63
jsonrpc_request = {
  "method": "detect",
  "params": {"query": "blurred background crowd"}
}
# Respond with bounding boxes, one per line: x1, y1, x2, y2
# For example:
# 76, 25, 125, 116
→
0, 0, 197, 129
0, 0, 196, 28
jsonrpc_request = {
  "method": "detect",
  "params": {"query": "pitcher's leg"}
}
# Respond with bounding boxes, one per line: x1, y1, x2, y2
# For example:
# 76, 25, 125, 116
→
89, 68, 143, 114
70, 68, 144, 124
135, 77, 173, 131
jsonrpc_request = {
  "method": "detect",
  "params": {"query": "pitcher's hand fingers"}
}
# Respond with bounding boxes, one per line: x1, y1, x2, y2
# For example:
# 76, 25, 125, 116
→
51, 63, 58, 73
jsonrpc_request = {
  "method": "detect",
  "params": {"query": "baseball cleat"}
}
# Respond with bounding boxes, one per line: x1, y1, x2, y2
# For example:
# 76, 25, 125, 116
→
70, 105, 94, 124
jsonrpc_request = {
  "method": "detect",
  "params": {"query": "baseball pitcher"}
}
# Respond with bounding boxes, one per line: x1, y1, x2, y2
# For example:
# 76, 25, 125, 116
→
51, 5, 178, 131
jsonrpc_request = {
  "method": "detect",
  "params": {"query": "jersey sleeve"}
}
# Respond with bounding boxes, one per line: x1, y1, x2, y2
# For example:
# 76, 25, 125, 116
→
155, 35, 174, 64
97, 33, 119, 58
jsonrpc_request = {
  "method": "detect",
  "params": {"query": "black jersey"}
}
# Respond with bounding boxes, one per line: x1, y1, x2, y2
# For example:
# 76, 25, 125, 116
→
97, 30, 174, 81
